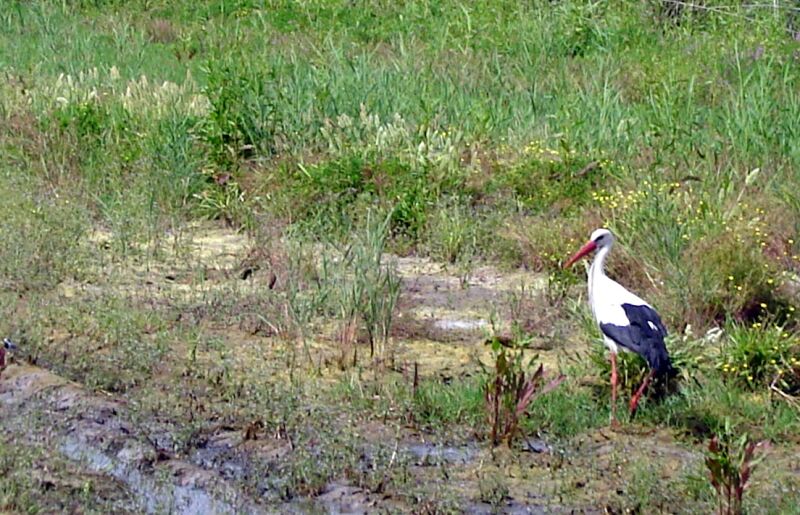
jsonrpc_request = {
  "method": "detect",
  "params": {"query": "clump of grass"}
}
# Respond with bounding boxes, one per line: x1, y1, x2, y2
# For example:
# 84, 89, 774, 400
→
355, 212, 402, 361
411, 376, 485, 430
201, 56, 282, 169
477, 471, 509, 510
0, 434, 130, 513
717, 323, 800, 393
482, 336, 565, 446
425, 198, 478, 266
705, 419, 770, 515
193, 177, 251, 228
283, 244, 330, 374
504, 211, 594, 273
522, 375, 607, 438
495, 140, 608, 214
334, 370, 485, 432
147, 114, 209, 225
323, 210, 401, 366
278, 434, 360, 499
271, 154, 462, 247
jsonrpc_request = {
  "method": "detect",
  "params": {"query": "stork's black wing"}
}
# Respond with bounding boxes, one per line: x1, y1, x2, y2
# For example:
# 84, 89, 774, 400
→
600, 303, 672, 375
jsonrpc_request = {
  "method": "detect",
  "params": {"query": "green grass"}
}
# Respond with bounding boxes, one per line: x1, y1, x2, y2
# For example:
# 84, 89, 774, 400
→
3, 2, 800, 281
3, 0, 800, 511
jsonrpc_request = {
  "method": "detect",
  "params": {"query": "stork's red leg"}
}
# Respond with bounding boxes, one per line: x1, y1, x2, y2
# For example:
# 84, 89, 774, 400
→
629, 370, 656, 414
610, 352, 618, 425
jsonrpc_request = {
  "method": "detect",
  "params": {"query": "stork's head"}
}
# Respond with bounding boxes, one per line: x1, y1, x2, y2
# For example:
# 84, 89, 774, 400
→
563, 228, 614, 268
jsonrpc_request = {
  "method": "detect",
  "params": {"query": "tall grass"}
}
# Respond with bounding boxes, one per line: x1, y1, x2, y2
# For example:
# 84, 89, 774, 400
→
2, 2, 799, 329
322, 210, 401, 365
0, 1, 799, 363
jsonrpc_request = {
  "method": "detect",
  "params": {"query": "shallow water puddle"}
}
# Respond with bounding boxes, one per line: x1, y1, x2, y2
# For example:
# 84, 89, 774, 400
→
396, 255, 547, 341
432, 317, 488, 331
403, 442, 478, 465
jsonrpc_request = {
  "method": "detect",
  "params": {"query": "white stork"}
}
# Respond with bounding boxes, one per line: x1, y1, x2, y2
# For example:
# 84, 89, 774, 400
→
564, 228, 674, 423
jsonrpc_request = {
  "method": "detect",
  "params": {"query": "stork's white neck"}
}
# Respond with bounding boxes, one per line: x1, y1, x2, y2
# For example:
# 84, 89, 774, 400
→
587, 245, 610, 309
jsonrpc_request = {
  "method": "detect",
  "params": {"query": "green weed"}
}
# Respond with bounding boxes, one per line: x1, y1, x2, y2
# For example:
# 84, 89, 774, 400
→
705, 419, 770, 515
482, 336, 565, 446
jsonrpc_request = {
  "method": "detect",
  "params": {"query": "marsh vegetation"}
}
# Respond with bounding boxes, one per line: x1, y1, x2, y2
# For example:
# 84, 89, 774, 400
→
1, 1, 800, 513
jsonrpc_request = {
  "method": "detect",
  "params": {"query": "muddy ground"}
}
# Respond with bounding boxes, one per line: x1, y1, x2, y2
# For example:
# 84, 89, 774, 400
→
1, 225, 798, 514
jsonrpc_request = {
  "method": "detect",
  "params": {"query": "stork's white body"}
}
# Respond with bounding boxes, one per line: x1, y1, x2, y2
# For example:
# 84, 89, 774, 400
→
588, 244, 655, 355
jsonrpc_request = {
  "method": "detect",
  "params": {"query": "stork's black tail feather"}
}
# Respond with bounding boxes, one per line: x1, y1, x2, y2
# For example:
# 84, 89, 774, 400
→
643, 344, 677, 378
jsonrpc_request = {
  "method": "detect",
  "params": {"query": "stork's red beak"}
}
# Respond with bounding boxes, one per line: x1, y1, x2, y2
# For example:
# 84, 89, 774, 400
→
564, 240, 597, 268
